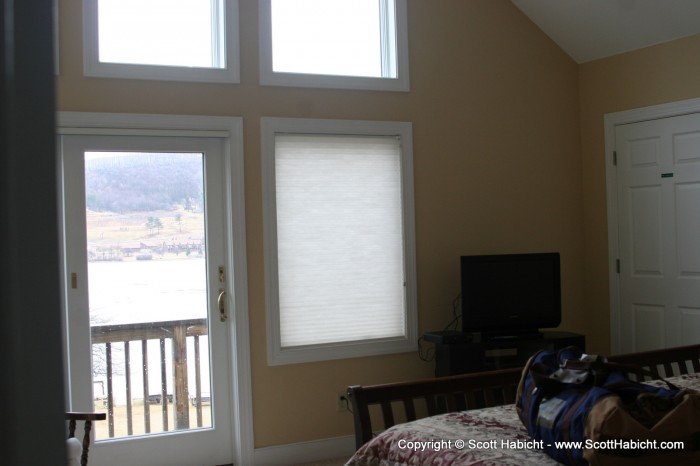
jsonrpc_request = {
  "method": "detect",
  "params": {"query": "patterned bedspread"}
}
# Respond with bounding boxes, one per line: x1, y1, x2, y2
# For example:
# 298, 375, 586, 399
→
345, 373, 700, 466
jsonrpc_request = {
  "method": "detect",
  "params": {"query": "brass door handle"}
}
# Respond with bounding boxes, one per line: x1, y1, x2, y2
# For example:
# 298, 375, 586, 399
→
217, 289, 227, 322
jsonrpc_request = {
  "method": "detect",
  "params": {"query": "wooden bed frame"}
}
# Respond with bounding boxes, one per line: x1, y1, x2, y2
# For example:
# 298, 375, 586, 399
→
346, 343, 700, 449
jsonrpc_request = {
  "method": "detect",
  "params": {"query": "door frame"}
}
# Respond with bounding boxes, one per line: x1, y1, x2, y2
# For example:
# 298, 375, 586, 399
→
604, 97, 700, 354
57, 112, 253, 465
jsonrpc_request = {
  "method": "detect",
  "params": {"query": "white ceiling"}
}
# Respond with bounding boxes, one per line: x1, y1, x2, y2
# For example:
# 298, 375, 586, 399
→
510, 0, 700, 63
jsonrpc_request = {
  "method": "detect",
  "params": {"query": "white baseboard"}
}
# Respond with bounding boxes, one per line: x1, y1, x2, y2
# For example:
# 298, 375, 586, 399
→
253, 434, 355, 465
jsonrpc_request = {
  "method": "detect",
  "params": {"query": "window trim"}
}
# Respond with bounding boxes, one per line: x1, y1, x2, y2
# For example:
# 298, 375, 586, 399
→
258, 0, 410, 92
261, 117, 418, 365
82, 0, 241, 83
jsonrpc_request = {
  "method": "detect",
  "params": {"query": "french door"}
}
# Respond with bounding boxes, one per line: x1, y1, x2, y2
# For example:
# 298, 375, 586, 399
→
60, 133, 235, 465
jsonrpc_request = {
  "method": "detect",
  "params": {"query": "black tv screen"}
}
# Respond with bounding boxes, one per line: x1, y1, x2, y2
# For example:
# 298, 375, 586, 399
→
460, 252, 561, 338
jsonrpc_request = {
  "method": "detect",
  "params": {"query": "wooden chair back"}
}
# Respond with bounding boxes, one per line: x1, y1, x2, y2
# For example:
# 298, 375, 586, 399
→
66, 412, 106, 466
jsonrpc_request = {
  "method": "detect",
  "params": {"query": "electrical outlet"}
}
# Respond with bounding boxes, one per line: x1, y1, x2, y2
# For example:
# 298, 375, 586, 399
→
336, 392, 347, 412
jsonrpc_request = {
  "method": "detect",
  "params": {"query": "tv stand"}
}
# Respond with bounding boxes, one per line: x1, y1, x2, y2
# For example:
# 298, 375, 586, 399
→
482, 330, 543, 340
423, 330, 584, 377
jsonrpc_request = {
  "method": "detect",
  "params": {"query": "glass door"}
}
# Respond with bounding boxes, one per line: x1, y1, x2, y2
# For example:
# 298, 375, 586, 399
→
60, 134, 234, 465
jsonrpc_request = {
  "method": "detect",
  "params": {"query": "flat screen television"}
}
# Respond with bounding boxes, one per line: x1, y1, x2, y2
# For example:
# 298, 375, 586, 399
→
460, 252, 561, 339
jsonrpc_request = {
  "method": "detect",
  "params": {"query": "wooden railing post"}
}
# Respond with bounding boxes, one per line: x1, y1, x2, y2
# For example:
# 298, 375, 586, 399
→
142, 339, 151, 433
173, 323, 189, 430
194, 335, 203, 427
160, 338, 168, 431
124, 341, 133, 435
105, 342, 114, 438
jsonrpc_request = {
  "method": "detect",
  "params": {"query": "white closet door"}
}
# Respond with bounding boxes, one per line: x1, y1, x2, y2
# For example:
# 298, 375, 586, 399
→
615, 112, 700, 353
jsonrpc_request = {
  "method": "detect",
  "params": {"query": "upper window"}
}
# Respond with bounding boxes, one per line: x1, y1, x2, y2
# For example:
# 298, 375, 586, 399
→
83, 0, 240, 83
259, 0, 409, 91
261, 118, 417, 365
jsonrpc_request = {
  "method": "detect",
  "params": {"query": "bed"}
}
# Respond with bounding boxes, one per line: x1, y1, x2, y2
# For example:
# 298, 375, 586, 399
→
345, 343, 700, 465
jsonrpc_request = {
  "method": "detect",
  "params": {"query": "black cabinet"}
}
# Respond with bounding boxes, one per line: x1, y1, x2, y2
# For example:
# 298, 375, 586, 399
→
423, 330, 585, 377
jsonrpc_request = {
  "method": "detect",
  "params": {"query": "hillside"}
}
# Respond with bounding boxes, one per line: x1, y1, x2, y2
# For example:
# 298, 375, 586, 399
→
84, 153, 206, 256
85, 152, 203, 213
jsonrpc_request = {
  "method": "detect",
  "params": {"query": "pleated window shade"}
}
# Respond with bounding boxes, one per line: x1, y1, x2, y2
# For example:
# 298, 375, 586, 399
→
274, 134, 407, 348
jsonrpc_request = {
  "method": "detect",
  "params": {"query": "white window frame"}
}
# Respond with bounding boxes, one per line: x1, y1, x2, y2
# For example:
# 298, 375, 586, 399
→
83, 0, 241, 83
258, 0, 410, 92
261, 117, 418, 365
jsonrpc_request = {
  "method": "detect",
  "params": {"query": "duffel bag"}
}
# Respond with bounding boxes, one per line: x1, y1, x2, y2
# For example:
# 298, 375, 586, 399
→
584, 384, 700, 465
515, 347, 700, 465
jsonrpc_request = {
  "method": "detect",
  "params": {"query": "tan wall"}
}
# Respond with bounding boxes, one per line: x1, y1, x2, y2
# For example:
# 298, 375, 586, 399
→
57, 0, 583, 447
578, 33, 700, 355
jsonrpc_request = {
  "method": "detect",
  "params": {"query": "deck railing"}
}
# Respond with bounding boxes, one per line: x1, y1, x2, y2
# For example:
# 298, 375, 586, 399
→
91, 319, 208, 438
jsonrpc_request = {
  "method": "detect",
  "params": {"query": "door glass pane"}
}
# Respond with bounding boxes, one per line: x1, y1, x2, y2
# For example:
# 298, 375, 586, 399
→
84, 152, 212, 440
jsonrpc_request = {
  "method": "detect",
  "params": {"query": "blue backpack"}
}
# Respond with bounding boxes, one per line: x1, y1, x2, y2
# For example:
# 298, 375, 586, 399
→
515, 347, 680, 466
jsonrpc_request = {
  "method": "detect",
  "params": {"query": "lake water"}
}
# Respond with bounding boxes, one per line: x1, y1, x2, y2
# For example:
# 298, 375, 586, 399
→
88, 257, 207, 325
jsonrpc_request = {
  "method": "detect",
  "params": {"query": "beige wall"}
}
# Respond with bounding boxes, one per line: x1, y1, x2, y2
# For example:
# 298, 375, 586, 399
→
578, 33, 700, 355
57, 0, 583, 447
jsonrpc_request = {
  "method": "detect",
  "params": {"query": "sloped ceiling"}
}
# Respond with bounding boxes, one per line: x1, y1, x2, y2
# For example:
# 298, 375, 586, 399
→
511, 0, 700, 63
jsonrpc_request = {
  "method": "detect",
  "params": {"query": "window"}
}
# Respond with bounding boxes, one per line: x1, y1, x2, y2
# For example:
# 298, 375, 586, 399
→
83, 0, 240, 83
261, 118, 417, 365
259, 0, 410, 91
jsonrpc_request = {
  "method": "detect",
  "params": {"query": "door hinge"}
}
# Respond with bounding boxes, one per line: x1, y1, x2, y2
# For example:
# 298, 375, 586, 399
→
616, 259, 620, 274
613, 151, 617, 166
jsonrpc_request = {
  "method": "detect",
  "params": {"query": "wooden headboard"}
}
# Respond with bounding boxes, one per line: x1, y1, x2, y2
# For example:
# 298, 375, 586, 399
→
346, 367, 523, 450
346, 343, 700, 450
607, 343, 700, 380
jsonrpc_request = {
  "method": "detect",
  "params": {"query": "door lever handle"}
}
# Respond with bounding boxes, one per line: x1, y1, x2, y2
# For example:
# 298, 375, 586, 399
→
217, 289, 227, 322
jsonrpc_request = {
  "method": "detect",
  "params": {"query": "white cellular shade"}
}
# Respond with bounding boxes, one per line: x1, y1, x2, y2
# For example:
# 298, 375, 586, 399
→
274, 134, 406, 347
